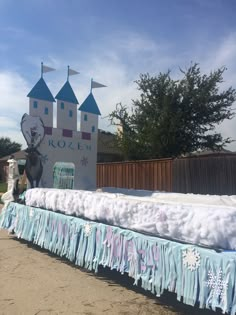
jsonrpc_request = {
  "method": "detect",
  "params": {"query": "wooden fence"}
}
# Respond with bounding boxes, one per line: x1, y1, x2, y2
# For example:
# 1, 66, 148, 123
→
97, 158, 172, 192
172, 155, 236, 195
97, 154, 236, 195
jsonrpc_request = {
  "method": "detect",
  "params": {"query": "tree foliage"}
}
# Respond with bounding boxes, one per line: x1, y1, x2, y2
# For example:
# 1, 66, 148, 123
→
109, 64, 236, 160
0, 137, 22, 158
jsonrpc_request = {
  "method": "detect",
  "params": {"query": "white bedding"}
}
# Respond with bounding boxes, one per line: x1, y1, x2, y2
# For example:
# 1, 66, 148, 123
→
25, 188, 236, 250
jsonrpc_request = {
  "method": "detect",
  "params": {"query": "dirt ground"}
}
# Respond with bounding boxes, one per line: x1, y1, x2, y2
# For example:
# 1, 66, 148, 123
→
0, 204, 221, 315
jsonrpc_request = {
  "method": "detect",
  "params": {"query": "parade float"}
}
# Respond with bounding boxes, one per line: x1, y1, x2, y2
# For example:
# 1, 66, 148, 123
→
1, 64, 236, 315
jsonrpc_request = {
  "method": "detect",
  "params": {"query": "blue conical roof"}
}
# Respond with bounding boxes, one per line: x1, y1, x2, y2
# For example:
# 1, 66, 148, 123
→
78, 93, 101, 115
55, 81, 78, 104
27, 77, 55, 102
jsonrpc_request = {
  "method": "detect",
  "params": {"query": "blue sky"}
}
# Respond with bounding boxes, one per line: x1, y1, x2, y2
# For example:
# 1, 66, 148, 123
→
1, 0, 236, 150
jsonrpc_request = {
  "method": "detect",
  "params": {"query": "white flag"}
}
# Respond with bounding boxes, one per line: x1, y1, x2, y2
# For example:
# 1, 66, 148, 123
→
42, 65, 55, 73
68, 68, 79, 76
91, 80, 107, 89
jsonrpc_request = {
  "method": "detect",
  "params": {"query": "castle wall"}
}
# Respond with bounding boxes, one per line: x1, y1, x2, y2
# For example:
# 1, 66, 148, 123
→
38, 127, 97, 190
80, 112, 98, 134
56, 100, 77, 131
29, 98, 53, 128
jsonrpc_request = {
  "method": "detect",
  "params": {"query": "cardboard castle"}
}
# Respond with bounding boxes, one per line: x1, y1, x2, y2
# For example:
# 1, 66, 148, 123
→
26, 73, 101, 190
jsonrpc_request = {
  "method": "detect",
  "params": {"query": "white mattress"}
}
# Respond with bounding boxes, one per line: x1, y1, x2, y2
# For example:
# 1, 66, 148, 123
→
25, 188, 236, 250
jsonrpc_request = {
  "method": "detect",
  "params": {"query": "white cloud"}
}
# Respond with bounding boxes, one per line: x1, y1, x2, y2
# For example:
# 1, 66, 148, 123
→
199, 33, 236, 150
0, 71, 29, 115
70, 32, 178, 132
0, 116, 18, 128
0, 72, 29, 147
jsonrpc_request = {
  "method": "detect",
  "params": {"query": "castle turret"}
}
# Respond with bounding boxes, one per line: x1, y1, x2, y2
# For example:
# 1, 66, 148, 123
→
55, 81, 78, 131
79, 92, 101, 134
27, 77, 55, 129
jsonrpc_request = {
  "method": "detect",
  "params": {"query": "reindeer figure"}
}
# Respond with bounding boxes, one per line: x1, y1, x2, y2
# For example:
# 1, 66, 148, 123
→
21, 114, 45, 188
25, 146, 43, 188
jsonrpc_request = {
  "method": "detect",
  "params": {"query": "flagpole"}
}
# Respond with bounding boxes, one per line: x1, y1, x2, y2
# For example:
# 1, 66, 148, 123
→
41, 62, 43, 78
90, 78, 93, 93
67, 66, 70, 81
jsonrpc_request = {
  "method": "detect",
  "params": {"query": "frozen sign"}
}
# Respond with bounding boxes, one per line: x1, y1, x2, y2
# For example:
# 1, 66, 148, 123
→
47, 139, 92, 151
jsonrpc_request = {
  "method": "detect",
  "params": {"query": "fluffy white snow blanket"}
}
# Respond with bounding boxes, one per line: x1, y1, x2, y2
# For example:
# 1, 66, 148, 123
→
25, 188, 236, 250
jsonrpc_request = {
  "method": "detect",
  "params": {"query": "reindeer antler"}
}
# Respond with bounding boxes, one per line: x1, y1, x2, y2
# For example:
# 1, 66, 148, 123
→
21, 114, 45, 149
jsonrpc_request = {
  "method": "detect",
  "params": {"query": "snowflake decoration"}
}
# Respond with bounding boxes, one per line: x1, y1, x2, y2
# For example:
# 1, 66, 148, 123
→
84, 223, 92, 237
205, 268, 228, 300
182, 247, 200, 271
41, 154, 48, 164
81, 156, 88, 166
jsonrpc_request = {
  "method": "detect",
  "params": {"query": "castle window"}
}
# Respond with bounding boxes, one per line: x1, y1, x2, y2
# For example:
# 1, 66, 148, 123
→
44, 107, 48, 115
61, 102, 64, 109
69, 110, 73, 117
84, 114, 88, 121
92, 126, 95, 133
33, 101, 38, 109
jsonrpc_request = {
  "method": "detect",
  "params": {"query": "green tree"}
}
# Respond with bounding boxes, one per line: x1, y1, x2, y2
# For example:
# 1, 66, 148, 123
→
109, 64, 236, 160
0, 137, 22, 158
